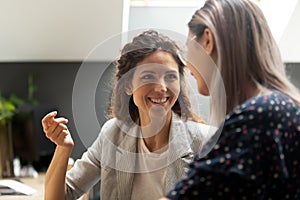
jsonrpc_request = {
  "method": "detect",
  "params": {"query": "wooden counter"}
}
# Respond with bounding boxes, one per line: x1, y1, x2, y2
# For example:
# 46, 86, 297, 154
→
0, 173, 45, 200
0, 173, 90, 200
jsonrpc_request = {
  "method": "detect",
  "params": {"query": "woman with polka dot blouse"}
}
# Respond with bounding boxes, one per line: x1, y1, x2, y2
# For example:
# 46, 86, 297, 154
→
160, 0, 300, 199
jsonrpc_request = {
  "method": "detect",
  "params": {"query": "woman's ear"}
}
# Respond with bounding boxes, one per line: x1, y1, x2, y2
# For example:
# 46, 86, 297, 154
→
125, 83, 133, 95
199, 28, 214, 56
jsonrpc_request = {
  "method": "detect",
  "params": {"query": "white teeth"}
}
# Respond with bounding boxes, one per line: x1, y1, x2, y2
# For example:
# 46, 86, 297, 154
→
150, 98, 168, 104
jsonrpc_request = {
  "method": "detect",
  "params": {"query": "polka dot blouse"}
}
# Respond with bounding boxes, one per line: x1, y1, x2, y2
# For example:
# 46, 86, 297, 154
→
166, 91, 300, 199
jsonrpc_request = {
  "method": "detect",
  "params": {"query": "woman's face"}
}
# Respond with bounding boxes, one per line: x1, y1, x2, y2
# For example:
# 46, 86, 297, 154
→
186, 31, 209, 96
130, 50, 180, 121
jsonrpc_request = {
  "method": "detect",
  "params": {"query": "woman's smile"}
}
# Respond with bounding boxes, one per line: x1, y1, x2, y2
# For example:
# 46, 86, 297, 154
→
148, 97, 169, 104
130, 50, 180, 122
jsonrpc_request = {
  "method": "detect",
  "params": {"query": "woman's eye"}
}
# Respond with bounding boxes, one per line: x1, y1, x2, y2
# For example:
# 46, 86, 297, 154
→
141, 74, 155, 80
165, 74, 178, 81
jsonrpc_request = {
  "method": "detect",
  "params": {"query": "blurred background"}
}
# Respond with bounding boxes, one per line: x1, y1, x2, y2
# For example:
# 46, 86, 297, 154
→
0, 0, 299, 176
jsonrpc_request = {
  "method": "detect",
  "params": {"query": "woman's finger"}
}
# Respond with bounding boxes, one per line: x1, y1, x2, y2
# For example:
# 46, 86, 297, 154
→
51, 123, 68, 139
42, 111, 57, 128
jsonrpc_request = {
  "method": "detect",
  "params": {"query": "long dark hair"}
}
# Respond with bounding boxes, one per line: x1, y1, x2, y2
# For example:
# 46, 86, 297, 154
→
188, 0, 300, 114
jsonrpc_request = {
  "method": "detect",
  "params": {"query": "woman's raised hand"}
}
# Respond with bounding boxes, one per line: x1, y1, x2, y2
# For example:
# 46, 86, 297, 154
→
42, 111, 74, 148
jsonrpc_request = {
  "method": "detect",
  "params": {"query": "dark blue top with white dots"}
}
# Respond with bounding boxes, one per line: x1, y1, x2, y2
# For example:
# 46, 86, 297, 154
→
167, 91, 300, 200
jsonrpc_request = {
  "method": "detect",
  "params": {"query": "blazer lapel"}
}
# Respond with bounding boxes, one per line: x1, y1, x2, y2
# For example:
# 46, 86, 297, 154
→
165, 113, 195, 192
115, 122, 139, 199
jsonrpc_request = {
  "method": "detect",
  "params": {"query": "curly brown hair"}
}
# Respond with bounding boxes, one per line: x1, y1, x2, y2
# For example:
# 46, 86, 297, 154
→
108, 30, 203, 125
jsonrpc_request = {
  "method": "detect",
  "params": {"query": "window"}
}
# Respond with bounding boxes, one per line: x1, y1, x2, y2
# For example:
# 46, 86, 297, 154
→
130, 0, 204, 7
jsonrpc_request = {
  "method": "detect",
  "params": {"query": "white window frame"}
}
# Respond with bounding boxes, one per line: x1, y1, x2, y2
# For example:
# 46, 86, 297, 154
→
130, 0, 204, 7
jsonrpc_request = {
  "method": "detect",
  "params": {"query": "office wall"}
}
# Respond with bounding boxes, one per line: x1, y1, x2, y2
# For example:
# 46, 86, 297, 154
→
0, 62, 114, 160
129, 1, 300, 62
0, 0, 127, 61
279, 0, 300, 62
0, 0, 129, 160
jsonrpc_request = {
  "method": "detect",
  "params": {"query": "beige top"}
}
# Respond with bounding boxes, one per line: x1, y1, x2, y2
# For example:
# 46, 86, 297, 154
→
131, 138, 168, 200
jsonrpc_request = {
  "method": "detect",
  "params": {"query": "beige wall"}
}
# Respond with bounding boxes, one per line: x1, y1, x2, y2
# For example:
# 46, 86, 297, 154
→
0, 0, 128, 62
129, 1, 300, 63
279, 0, 300, 62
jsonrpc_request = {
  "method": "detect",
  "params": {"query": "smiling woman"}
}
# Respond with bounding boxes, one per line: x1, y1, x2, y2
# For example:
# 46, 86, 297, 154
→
41, 30, 216, 200
125, 51, 181, 143
109, 30, 202, 125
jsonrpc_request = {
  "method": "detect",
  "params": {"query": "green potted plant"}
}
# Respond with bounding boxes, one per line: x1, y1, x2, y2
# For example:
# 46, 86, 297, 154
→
0, 94, 17, 126
0, 93, 17, 177
0, 72, 37, 177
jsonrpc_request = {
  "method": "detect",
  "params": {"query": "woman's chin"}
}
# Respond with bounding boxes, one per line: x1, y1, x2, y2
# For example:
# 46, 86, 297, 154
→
149, 105, 169, 117
198, 87, 210, 96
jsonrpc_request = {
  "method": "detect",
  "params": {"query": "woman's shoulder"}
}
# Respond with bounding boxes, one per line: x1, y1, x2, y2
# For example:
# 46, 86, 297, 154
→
226, 91, 300, 129
101, 117, 118, 130
185, 120, 219, 141
230, 91, 299, 115
172, 112, 216, 132
100, 117, 139, 139
186, 120, 217, 132
100, 117, 128, 136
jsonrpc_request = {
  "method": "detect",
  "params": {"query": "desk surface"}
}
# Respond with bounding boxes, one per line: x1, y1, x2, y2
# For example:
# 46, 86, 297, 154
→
0, 173, 45, 200
1, 173, 90, 200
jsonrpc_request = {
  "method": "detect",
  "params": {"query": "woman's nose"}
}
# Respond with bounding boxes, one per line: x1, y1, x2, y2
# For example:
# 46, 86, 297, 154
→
153, 79, 167, 92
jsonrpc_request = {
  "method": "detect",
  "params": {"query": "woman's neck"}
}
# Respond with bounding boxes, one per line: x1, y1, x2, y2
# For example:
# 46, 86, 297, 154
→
140, 112, 172, 152
246, 84, 270, 100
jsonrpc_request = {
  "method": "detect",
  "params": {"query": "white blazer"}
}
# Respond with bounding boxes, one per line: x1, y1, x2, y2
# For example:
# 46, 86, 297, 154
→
65, 113, 214, 200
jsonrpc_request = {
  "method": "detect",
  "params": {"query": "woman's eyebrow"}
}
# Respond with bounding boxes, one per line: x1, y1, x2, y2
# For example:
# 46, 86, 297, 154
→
166, 70, 178, 73
140, 70, 156, 74
139, 69, 178, 74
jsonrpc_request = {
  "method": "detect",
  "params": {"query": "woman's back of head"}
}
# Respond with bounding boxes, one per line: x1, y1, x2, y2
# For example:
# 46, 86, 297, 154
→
188, 0, 300, 112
